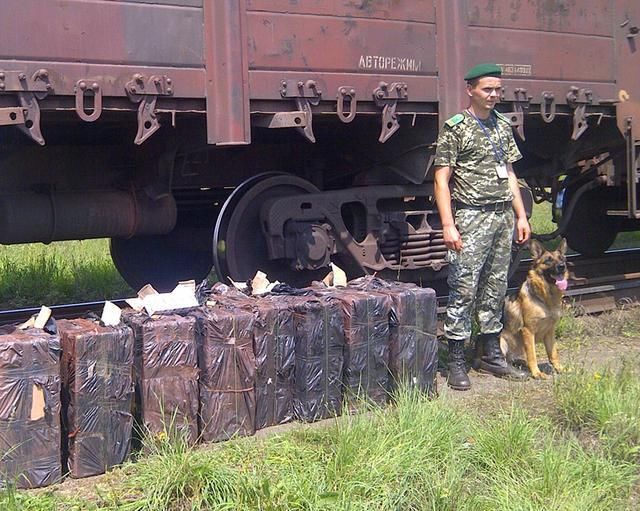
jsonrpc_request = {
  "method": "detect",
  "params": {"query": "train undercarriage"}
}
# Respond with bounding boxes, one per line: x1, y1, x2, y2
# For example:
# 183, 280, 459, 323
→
0, 104, 638, 292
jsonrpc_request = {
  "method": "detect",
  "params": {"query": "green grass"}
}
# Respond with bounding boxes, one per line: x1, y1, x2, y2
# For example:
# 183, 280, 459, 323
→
0, 239, 133, 309
3, 379, 638, 511
554, 360, 640, 464
529, 200, 640, 250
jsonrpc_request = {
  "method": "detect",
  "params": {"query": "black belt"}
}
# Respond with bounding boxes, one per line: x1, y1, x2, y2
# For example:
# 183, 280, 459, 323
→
455, 200, 512, 213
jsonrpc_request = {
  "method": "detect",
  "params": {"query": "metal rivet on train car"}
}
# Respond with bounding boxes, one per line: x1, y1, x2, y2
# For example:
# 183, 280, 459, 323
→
0, 72, 5, 80
166, 78, 172, 85
78, 81, 87, 91
167, 87, 173, 94
0, 84, 5, 90
91, 83, 99, 92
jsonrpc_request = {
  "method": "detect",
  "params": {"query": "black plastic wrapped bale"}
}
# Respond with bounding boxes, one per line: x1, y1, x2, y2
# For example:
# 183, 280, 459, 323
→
122, 312, 199, 445
252, 296, 296, 429
274, 294, 345, 422
58, 319, 134, 478
191, 306, 256, 442
315, 287, 392, 407
0, 327, 61, 489
349, 277, 438, 397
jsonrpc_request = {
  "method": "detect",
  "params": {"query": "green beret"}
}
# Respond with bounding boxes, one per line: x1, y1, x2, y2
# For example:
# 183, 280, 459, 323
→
464, 63, 502, 81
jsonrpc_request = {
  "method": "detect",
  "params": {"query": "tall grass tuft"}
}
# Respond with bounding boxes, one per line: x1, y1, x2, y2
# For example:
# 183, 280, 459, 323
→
554, 360, 640, 464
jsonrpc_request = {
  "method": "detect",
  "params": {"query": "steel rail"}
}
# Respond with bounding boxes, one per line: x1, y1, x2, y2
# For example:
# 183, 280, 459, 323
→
1, 248, 639, 327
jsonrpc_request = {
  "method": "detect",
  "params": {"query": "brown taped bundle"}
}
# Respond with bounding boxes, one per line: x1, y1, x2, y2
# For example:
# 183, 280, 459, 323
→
269, 292, 345, 422
208, 285, 295, 430
122, 312, 199, 445
348, 277, 438, 397
314, 286, 392, 407
58, 319, 134, 478
190, 306, 256, 442
0, 327, 61, 488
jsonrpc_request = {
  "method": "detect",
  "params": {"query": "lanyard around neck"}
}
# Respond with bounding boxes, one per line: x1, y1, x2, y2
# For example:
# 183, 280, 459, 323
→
466, 109, 504, 163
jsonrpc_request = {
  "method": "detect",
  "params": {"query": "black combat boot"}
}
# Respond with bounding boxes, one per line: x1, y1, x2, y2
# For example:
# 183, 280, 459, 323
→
447, 340, 471, 391
477, 333, 528, 380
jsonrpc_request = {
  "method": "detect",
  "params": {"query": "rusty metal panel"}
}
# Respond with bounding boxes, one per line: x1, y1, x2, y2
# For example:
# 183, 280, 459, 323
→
435, 0, 467, 123
203, 0, 250, 145
436, 0, 622, 117
614, 0, 640, 134
247, 0, 435, 23
467, 0, 613, 36
467, 28, 615, 87
246, 12, 435, 76
0, 0, 203, 67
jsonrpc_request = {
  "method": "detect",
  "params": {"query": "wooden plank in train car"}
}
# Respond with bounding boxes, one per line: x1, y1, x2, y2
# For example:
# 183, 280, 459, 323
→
614, 0, 640, 135
245, 10, 437, 102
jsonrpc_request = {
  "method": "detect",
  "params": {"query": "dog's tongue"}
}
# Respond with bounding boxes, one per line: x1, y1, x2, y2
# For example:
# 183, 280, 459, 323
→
555, 278, 568, 291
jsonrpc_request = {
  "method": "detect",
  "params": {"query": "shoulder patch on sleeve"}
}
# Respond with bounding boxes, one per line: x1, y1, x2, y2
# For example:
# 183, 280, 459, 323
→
494, 111, 511, 124
445, 113, 464, 127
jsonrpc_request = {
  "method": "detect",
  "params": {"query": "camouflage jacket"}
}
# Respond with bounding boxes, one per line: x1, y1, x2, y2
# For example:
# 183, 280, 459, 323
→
434, 110, 522, 207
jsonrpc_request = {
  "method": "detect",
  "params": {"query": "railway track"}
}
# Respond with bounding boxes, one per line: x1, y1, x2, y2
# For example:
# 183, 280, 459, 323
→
1, 248, 639, 328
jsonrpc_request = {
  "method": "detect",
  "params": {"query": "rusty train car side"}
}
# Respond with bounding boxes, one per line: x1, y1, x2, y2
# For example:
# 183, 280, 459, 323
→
0, 1, 638, 290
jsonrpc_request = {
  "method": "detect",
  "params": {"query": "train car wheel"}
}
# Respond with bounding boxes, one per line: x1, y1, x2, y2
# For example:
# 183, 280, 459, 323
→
564, 189, 619, 257
213, 173, 329, 287
110, 228, 213, 292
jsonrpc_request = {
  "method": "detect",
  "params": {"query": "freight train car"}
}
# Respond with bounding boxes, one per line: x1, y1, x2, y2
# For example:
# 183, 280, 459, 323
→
0, 1, 638, 291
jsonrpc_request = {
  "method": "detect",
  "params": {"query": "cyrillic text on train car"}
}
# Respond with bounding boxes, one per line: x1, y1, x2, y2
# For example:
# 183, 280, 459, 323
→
358, 55, 422, 72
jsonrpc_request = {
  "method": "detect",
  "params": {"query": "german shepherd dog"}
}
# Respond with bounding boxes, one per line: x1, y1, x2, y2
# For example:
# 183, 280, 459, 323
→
500, 238, 569, 379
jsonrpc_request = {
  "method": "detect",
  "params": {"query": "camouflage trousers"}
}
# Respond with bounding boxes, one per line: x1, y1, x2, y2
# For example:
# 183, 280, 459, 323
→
444, 208, 514, 341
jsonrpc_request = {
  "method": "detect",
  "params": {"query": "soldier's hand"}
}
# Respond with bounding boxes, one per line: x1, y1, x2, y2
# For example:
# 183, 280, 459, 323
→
515, 217, 531, 244
443, 224, 463, 252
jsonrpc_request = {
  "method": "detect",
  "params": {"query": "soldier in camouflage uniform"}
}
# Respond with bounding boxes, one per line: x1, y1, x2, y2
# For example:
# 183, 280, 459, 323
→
434, 63, 531, 390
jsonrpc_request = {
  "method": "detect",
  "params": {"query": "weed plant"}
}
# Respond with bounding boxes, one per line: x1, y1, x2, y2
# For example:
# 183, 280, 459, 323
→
554, 360, 640, 464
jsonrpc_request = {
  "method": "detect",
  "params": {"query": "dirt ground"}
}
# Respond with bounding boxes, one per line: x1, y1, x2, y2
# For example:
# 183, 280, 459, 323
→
436, 305, 640, 415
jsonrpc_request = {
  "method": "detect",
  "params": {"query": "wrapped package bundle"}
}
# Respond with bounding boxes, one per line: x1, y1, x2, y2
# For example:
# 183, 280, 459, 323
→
272, 293, 345, 422
0, 327, 61, 488
208, 284, 295, 430
349, 277, 438, 396
252, 296, 296, 429
191, 306, 256, 442
58, 319, 134, 478
314, 287, 392, 406
122, 312, 199, 445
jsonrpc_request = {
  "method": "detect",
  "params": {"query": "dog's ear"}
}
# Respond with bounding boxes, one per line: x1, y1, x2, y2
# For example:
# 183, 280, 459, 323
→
529, 239, 545, 259
557, 237, 568, 255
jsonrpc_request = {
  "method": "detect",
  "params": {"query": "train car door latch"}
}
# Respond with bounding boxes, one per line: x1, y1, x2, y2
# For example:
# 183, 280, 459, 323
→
0, 69, 52, 145
280, 80, 322, 143
125, 73, 174, 145
566, 86, 593, 140
373, 82, 408, 143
